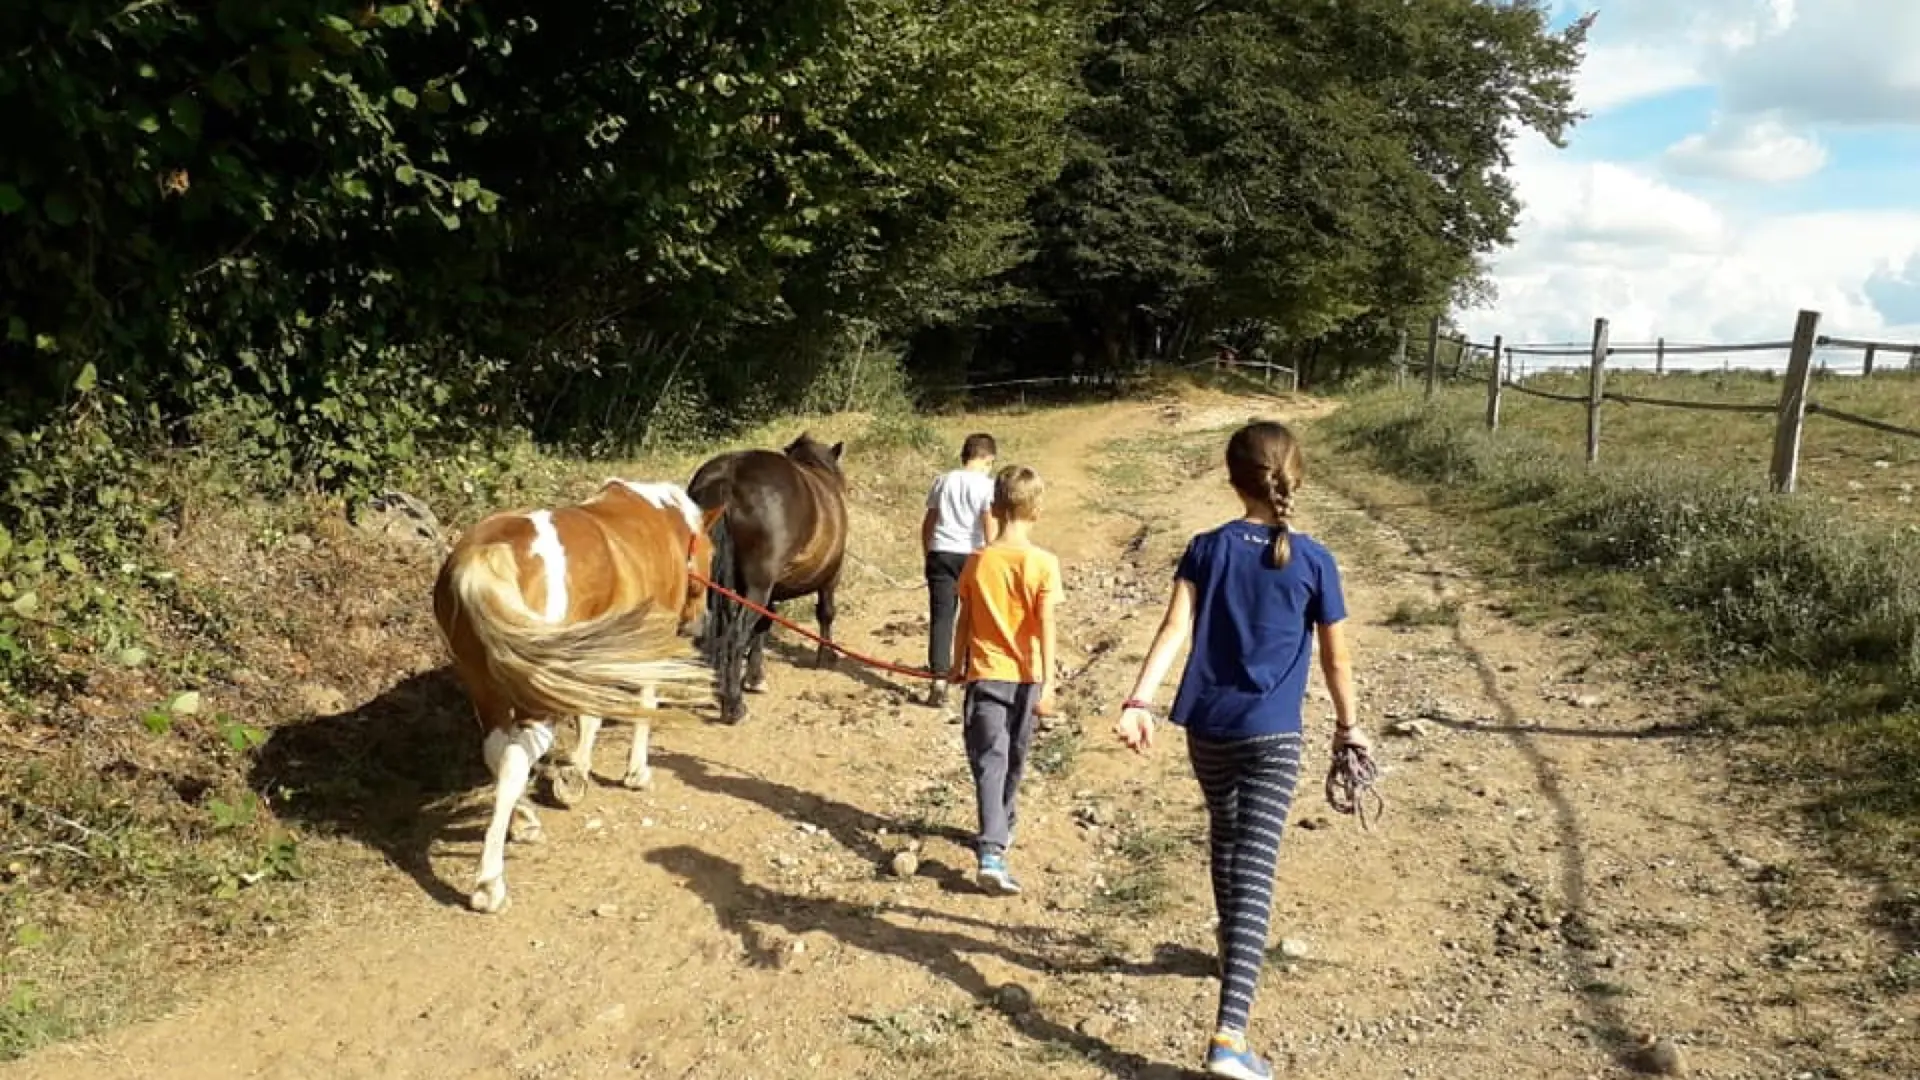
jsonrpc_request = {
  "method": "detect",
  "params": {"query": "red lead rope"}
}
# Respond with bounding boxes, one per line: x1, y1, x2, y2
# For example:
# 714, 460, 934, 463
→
686, 566, 944, 682
688, 539, 1384, 825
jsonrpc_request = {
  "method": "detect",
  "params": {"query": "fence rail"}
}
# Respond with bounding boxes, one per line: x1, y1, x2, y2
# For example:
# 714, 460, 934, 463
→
1599, 390, 1775, 414
1809, 401, 1920, 441
1411, 308, 1920, 495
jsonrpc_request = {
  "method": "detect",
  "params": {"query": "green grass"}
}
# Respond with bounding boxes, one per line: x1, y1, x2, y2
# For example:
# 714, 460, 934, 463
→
1383, 597, 1462, 628
1317, 379, 1920, 945
850, 1005, 979, 1059
1493, 369, 1919, 523
1089, 820, 1186, 918
1028, 723, 1082, 778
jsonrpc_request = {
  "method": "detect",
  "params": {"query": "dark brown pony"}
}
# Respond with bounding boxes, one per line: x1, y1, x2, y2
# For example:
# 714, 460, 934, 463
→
688, 432, 849, 722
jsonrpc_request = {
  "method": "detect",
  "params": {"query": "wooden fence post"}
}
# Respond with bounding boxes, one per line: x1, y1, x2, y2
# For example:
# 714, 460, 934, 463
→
1655, 337, 1665, 377
1864, 344, 1877, 377
1485, 335, 1504, 431
1768, 309, 1822, 494
1424, 316, 1441, 398
1585, 317, 1609, 465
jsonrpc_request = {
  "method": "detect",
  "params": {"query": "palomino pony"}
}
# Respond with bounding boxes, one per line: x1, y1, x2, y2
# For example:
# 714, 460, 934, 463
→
688, 432, 849, 723
432, 479, 723, 914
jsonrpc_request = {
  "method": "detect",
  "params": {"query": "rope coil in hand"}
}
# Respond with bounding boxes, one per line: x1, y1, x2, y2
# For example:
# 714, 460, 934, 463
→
1326, 741, 1383, 831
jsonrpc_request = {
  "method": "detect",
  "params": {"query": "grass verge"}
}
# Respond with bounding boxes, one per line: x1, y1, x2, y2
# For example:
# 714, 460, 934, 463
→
1313, 382, 1920, 949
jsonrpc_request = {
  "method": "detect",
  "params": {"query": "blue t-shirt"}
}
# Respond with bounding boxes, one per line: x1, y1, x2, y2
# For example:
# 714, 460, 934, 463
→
1169, 522, 1347, 740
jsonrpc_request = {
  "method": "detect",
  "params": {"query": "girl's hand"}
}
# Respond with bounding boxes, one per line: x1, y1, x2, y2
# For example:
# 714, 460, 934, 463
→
1116, 707, 1155, 754
1333, 724, 1370, 753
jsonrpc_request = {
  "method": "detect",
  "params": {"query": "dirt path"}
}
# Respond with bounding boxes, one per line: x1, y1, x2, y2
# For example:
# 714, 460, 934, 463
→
4, 391, 1912, 1080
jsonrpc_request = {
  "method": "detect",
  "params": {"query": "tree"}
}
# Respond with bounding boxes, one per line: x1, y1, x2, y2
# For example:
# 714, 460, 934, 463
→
996, 0, 1588, 376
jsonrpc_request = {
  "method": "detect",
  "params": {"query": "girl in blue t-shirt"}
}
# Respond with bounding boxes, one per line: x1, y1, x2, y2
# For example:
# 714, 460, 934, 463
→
1114, 420, 1368, 1080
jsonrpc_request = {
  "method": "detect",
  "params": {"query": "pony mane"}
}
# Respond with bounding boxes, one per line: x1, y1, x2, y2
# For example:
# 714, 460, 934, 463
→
784, 432, 842, 473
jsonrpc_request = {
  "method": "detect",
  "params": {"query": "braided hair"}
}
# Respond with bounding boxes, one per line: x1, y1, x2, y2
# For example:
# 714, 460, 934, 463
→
1225, 421, 1304, 568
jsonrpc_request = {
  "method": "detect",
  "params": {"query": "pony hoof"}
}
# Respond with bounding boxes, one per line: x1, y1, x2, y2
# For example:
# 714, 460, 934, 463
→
550, 765, 589, 808
469, 880, 509, 914
744, 678, 769, 694
510, 820, 546, 845
621, 767, 654, 791
813, 651, 839, 670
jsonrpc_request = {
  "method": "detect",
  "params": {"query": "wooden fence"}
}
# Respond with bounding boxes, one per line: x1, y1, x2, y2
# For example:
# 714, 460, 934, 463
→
1403, 310, 1920, 494
1194, 352, 1301, 391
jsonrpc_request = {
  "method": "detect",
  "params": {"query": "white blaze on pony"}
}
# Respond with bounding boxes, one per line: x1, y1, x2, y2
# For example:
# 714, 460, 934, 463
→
613, 480, 705, 536
432, 479, 722, 914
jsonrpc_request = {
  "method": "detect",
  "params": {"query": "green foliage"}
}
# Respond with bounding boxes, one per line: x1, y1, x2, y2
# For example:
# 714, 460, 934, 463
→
997, 0, 1586, 376
0, 0, 1586, 717
0, 0, 1093, 689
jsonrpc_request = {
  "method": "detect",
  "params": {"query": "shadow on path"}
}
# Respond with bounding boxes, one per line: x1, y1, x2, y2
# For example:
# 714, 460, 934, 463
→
652, 749, 981, 893
250, 666, 483, 909
766, 633, 914, 696
650, 845, 1198, 1078
1418, 714, 1697, 741
1446, 614, 1639, 1066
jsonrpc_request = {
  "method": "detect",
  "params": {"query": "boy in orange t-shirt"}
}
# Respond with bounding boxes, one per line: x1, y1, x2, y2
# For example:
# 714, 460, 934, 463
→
950, 465, 1060, 894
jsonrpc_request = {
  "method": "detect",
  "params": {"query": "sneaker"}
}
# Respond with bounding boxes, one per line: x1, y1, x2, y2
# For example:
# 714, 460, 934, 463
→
977, 853, 1022, 895
1204, 1030, 1272, 1080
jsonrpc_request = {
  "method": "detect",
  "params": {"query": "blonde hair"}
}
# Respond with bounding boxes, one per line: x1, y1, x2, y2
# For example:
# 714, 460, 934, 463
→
992, 464, 1044, 522
1225, 421, 1304, 568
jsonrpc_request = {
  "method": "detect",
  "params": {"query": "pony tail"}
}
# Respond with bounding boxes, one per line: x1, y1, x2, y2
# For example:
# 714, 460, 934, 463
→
1264, 474, 1295, 569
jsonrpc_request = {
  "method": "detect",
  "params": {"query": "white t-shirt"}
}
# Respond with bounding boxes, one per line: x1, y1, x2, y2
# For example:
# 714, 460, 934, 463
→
926, 468, 995, 555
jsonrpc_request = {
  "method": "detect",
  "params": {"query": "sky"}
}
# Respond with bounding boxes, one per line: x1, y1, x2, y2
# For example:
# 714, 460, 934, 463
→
1461, 0, 1920, 369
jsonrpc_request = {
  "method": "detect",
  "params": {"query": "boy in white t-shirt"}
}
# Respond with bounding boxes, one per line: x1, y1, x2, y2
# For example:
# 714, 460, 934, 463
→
921, 433, 998, 707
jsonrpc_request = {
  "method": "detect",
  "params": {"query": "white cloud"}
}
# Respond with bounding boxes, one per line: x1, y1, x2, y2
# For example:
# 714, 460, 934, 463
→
1718, 0, 1920, 125
1572, 43, 1709, 114
1498, 139, 1728, 262
1458, 2, 1920, 354
1662, 114, 1828, 183
1460, 135, 1920, 348
1568, 0, 1784, 116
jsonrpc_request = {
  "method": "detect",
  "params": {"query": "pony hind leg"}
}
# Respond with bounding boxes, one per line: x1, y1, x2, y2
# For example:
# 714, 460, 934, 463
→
812, 572, 842, 670
622, 685, 658, 790
470, 689, 543, 844
474, 722, 556, 914
743, 609, 773, 694
551, 713, 602, 809
724, 597, 771, 723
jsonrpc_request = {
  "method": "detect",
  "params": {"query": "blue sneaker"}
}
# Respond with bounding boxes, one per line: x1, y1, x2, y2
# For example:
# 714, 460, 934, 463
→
977, 853, 1022, 895
1205, 1030, 1272, 1080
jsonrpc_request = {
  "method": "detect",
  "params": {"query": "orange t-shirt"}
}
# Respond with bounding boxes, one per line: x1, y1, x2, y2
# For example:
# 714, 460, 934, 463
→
956, 542, 1061, 684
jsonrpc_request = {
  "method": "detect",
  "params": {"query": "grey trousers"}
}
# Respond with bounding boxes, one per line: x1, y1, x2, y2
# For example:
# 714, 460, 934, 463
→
962, 679, 1038, 856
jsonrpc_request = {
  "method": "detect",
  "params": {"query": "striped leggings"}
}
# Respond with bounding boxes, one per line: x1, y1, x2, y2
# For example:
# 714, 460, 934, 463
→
1188, 730, 1304, 1034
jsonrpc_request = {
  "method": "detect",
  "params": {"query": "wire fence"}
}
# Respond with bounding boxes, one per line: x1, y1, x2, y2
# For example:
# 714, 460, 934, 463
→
1400, 310, 1920, 494
929, 352, 1299, 405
